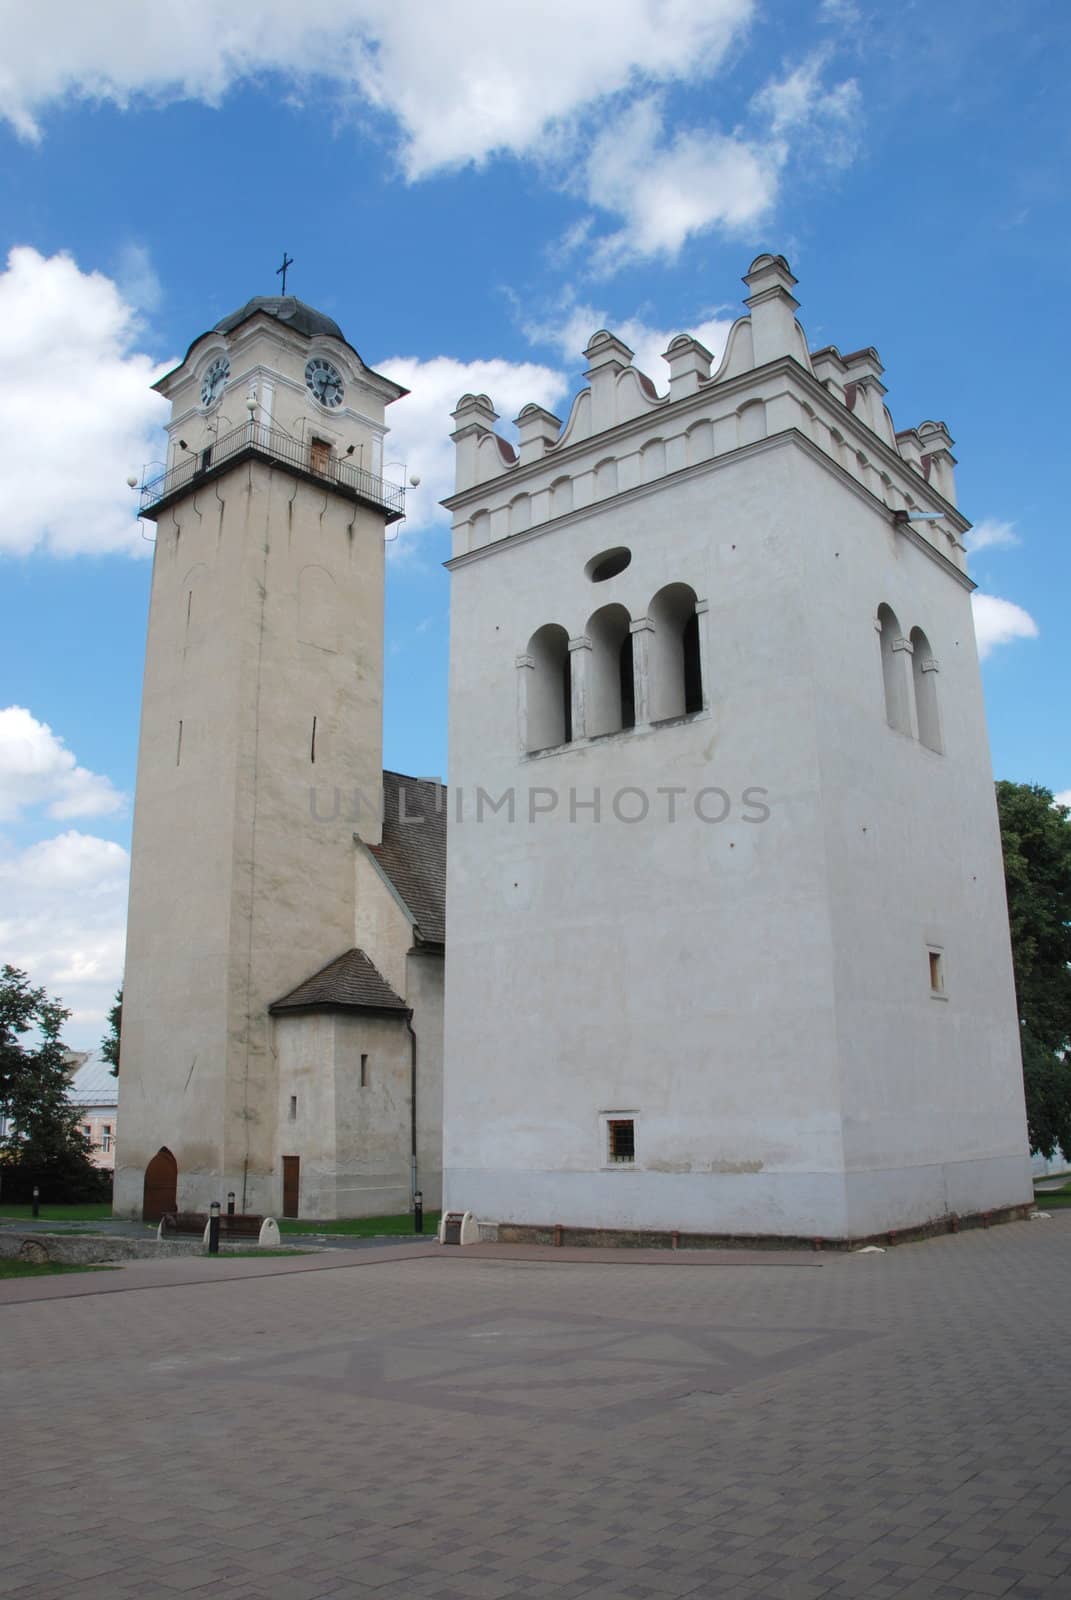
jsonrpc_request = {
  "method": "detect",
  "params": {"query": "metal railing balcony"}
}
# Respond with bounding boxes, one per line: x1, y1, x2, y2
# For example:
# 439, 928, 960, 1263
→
138, 421, 406, 521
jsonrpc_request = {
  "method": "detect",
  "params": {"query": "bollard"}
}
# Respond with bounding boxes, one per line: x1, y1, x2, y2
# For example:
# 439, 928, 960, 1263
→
208, 1199, 221, 1255
32, 1185, 40, 1219
227, 1191, 236, 1217
413, 1190, 424, 1234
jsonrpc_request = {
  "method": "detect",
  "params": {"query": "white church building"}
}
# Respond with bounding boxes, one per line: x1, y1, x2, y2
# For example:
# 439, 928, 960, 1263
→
440, 253, 1032, 1243
116, 254, 1032, 1242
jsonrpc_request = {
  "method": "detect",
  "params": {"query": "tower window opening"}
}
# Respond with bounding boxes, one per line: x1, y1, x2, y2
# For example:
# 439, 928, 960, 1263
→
607, 1119, 635, 1164
929, 950, 945, 995
586, 546, 631, 583
176, 719, 183, 766
586, 604, 634, 737
289, 1095, 298, 1121
360, 1053, 369, 1087
310, 715, 317, 764
649, 584, 703, 721
619, 633, 636, 730
910, 627, 942, 753
524, 624, 571, 751
877, 604, 911, 734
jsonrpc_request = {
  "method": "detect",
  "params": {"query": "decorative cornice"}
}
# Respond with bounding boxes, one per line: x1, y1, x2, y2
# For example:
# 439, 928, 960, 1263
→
445, 427, 976, 593
443, 354, 969, 537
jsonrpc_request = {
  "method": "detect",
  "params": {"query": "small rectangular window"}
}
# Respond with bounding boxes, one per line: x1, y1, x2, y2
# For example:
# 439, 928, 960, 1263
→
607, 1119, 635, 1164
929, 950, 945, 995
288, 1095, 297, 1121
360, 1053, 369, 1088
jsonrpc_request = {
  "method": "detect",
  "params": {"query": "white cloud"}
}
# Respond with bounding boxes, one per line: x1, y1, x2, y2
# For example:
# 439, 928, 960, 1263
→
0, 6, 863, 269
377, 354, 568, 535
751, 51, 861, 164
526, 298, 736, 392
0, 831, 129, 1045
0, 0, 753, 166
583, 96, 779, 272
0, 706, 124, 823
971, 593, 1039, 661
0, 247, 171, 556
965, 518, 1020, 554
1053, 791, 1071, 810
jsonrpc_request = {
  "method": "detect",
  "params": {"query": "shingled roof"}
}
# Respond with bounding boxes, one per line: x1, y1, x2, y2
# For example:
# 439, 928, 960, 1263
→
369, 771, 446, 947
270, 948, 409, 1016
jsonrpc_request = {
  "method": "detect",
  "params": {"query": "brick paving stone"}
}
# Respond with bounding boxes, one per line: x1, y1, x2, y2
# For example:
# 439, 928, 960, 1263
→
2, 1220, 1071, 1599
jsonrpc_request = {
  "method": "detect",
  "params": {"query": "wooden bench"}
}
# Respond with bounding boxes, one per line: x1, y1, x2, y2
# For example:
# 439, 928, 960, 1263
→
160, 1211, 264, 1240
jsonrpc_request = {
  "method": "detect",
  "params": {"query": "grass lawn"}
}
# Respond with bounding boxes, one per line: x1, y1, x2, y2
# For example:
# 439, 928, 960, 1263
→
0, 1202, 113, 1223
278, 1210, 441, 1237
1035, 1183, 1071, 1208
0, 1259, 118, 1279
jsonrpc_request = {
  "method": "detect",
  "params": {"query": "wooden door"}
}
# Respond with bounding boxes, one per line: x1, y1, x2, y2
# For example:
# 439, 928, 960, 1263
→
309, 438, 331, 475
282, 1155, 300, 1218
143, 1147, 178, 1222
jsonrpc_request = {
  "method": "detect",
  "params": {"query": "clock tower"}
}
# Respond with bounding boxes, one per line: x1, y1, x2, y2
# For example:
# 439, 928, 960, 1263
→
114, 296, 407, 1218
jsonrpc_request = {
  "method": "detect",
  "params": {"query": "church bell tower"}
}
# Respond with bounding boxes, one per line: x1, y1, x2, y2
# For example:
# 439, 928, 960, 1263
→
115, 295, 407, 1218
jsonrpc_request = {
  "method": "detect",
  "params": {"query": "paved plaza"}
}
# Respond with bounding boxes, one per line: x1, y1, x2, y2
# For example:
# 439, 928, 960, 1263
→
2, 1218, 1070, 1600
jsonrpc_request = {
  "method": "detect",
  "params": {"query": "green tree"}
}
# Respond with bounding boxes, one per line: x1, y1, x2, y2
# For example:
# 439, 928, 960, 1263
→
0, 964, 108, 1202
101, 986, 122, 1076
995, 783, 1071, 1159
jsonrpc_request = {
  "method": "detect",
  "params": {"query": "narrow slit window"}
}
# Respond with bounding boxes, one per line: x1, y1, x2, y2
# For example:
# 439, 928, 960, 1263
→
176, 719, 183, 766
360, 1053, 369, 1087
310, 715, 317, 764
607, 1119, 635, 1164
289, 1095, 297, 1121
929, 950, 944, 995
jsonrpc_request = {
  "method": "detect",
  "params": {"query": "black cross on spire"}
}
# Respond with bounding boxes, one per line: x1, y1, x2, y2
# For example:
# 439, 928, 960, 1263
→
276, 252, 294, 295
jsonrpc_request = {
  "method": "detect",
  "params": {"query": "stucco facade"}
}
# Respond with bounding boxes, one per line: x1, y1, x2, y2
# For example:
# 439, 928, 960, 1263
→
441, 254, 1032, 1241
116, 300, 443, 1220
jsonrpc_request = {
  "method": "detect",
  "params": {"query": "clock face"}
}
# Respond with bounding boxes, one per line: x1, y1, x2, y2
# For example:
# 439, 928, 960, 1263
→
200, 355, 230, 408
305, 356, 345, 409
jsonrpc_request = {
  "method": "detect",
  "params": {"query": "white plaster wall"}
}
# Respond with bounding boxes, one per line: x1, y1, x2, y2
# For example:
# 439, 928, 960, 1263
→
332, 1014, 413, 1216
354, 849, 412, 999
275, 1011, 412, 1217
444, 439, 850, 1235
117, 454, 386, 1217
443, 431, 1029, 1238
788, 449, 1032, 1231
409, 949, 445, 1209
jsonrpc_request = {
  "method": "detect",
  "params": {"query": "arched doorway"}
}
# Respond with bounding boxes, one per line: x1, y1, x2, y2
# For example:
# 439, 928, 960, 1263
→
143, 1147, 178, 1221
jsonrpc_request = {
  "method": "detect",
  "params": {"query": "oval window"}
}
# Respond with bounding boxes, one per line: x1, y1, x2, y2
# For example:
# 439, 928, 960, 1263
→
586, 546, 632, 583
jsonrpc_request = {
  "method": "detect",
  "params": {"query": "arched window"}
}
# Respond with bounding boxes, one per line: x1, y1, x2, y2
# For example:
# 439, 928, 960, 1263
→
910, 627, 942, 752
586, 604, 634, 737
648, 584, 703, 721
877, 604, 911, 734
525, 624, 571, 751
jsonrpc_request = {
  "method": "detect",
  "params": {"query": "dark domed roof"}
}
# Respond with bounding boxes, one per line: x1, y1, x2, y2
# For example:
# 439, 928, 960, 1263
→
214, 295, 347, 343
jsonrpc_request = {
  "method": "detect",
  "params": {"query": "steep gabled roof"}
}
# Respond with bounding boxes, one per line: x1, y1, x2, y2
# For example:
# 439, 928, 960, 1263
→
369, 772, 446, 947
270, 948, 409, 1016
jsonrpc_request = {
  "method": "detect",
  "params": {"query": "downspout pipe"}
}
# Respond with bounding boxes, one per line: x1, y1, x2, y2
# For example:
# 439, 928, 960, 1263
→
405, 1011, 417, 1207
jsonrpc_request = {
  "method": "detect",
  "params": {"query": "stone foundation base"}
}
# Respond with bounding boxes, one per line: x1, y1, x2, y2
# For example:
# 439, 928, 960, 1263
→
490, 1202, 1036, 1252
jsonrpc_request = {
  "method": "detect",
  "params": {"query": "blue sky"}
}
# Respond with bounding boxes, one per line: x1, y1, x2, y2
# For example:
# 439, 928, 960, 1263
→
0, 0, 1066, 1042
